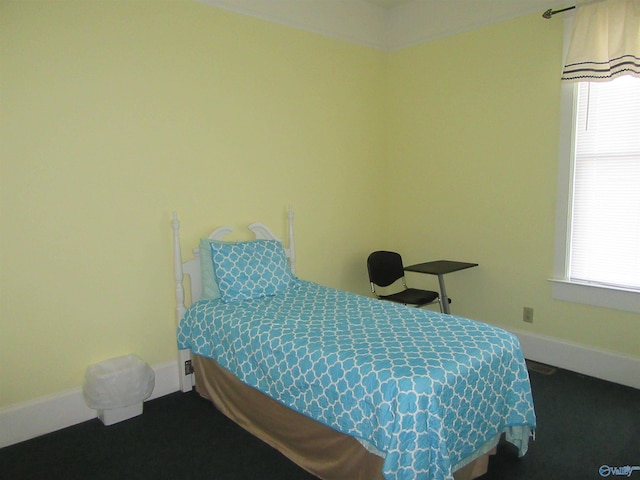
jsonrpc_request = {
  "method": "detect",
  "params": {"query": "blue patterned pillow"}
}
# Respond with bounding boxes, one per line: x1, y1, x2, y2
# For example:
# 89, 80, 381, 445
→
199, 237, 223, 300
210, 240, 296, 302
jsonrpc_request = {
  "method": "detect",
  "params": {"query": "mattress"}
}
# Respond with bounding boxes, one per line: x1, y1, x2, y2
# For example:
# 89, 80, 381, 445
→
178, 280, 536, 479
193, 354, 495, 480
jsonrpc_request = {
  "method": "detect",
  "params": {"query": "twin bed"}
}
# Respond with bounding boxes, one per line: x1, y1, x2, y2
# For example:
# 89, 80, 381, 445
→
172, 209, 536, 480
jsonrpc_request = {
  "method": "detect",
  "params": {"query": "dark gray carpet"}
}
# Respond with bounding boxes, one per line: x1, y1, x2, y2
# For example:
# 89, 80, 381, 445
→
1, 366, 638, 479
479, 367, 639, 480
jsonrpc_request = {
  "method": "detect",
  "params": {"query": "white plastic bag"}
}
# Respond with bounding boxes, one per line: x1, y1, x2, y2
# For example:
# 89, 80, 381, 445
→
82, 354, 155, 410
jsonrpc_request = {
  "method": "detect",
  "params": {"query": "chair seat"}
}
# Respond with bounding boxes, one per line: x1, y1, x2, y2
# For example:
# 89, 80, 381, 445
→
379, 288, 439, 306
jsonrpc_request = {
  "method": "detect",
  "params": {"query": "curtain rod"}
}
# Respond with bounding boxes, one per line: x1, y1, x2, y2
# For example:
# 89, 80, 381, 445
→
542, 5, 576, 19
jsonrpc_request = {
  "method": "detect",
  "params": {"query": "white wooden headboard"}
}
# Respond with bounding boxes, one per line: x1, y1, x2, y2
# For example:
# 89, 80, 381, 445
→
171, 207, 296, 391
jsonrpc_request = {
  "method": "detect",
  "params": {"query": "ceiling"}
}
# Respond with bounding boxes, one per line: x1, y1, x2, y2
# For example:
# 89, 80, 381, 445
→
199, 0, 568, 50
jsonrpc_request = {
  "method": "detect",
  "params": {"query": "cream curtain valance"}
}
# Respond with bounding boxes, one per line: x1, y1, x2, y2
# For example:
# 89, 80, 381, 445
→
562, 0, 640, 81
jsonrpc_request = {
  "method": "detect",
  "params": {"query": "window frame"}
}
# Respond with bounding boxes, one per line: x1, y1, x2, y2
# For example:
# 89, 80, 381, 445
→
550, 20, 640, 314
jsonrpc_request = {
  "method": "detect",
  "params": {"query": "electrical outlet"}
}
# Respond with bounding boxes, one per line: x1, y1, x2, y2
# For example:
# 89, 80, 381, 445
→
523, 307, 534, 323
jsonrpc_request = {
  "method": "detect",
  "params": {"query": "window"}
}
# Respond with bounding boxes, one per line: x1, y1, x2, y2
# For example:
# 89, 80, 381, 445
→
552, 75, 640, 313
571, 77, 640, 288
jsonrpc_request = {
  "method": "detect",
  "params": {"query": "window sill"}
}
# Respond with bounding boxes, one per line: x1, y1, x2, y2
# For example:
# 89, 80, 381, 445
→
549, 279, 640, 313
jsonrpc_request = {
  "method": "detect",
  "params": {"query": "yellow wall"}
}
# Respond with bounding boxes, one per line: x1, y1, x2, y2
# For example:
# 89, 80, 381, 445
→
1, 2, 638, 408
0, 0, 386, 406
385, 15, 640, 358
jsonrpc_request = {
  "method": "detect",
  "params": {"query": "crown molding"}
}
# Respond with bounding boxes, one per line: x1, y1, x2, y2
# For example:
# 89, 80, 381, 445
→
195, 0, 561, 51
383, 0, 559, 50
196, 0, 387, 50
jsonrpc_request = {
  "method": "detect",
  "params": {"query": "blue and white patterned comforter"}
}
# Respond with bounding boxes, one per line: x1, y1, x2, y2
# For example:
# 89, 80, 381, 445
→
177, 280, 536, 480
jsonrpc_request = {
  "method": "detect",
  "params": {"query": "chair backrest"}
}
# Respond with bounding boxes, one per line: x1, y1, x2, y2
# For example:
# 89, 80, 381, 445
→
367, 251, 406, 288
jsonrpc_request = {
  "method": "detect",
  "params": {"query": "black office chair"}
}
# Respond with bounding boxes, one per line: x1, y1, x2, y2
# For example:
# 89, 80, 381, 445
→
367, 251, 442, 311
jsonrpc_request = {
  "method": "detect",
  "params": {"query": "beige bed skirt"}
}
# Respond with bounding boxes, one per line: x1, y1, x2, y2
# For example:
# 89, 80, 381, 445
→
193, 354, 494, 480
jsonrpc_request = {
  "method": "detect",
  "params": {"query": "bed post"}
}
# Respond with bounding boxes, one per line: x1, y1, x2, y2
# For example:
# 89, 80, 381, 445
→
172, 211, 194, 392
288, 206, 296, 275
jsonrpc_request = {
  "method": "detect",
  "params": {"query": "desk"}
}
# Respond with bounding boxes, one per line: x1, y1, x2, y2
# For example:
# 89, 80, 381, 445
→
404, 260, 478, 314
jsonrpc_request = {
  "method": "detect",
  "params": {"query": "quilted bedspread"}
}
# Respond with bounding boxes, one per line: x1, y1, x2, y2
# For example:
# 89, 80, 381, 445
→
177, 280, 536, 480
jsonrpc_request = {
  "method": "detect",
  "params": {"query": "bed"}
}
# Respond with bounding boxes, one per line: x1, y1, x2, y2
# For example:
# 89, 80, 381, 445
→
172, 209, 536, 480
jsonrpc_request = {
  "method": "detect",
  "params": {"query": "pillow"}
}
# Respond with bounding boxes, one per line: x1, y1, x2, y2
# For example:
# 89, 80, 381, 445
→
210, 239, 296, 302
199, 237, 223, 300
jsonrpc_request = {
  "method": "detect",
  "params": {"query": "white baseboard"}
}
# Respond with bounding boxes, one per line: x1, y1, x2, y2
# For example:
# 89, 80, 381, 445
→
2, 335, 638, 449
0, 360, 180, 449
506, 327, 640, 390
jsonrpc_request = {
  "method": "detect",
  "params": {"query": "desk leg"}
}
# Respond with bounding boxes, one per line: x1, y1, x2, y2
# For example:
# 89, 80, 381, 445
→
437, 274, 451, 314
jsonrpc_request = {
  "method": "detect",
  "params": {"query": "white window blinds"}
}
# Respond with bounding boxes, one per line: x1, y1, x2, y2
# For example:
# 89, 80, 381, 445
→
569, 75, 640, 289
